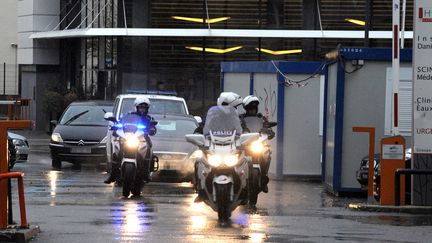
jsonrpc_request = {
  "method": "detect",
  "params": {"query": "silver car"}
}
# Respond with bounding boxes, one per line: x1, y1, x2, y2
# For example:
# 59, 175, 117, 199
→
150, 114, 199, 182
8, 132, 30, 161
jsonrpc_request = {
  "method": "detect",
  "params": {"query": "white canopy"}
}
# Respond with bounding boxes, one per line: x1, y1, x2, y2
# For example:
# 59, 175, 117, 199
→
30, 28, 414, 39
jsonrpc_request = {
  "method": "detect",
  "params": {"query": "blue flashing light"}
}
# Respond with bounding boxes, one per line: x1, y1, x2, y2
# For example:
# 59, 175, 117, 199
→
115, 123, 123, 129
137, 124, 146, 130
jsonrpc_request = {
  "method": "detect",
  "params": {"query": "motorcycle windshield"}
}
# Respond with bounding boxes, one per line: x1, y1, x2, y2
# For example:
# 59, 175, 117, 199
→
120, 113, 146, 133
244, 116, 264, 133
203, 106, 242, 136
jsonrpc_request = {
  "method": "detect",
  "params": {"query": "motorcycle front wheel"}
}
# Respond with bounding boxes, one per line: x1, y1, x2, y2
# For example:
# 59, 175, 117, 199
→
216, 183, 232, 222
249, 168, 261, 206
122, 163, 136, 198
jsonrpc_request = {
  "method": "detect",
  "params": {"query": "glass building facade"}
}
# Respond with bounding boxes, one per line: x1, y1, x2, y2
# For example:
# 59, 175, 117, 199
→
57, 0, 414, 115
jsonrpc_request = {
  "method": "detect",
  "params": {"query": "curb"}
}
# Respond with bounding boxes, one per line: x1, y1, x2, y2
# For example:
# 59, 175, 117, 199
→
349, 203, 432, 214
0, 225, 40, 243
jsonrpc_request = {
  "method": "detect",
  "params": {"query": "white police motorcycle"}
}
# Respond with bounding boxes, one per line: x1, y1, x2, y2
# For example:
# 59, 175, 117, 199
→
186, 106, 258, 222
110, 113, 158, 197
243, 116, 277, 206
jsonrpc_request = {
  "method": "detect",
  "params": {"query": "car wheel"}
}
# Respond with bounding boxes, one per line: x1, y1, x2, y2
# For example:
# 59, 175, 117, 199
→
52, 159, 61, 169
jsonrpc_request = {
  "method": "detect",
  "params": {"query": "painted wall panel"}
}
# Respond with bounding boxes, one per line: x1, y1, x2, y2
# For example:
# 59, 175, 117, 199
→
283, 75, 322, 175
325, 63, 338, 187
253, 73, 278, 176
223, 73, 250, 98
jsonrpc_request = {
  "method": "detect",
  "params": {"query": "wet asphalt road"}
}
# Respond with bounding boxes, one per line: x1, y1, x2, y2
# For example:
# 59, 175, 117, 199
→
7, 151, 432, 243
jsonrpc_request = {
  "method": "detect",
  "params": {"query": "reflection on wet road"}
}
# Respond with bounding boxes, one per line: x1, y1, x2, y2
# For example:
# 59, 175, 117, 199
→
8, 152, 432, 242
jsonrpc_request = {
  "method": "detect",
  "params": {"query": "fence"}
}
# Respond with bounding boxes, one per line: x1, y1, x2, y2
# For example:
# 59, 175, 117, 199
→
0, 97, 31, 120
0, 63, 18, 95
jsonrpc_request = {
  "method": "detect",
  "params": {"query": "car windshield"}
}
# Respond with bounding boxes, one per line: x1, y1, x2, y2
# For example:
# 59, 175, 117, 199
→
155, 119, 197, 137
203, 106, 242, 136
59, 105, 112, 126
119, 97, 186, 119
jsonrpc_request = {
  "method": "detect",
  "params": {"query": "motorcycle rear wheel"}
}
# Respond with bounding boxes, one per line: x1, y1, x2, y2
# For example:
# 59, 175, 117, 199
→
122, 163, 136, 198
249, 168, 261, 206
216, 184, 232, 222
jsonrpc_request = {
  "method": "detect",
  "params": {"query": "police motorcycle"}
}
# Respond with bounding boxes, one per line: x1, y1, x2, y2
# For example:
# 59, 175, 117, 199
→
107, 113, 158, 197
244, 116, 277, 206
186, 106, 259, 222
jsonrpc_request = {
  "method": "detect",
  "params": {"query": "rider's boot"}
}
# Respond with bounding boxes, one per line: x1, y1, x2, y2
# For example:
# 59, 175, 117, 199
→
104, 162, 120, 184
261, 175, 269, 193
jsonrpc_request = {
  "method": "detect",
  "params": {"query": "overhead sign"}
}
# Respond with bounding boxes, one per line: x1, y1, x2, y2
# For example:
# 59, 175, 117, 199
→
413, 0, 432, 154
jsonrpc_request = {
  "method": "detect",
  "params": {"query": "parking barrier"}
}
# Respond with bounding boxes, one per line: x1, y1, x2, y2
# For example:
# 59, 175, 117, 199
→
394, 169, 432, 206
0, 172, 28, 228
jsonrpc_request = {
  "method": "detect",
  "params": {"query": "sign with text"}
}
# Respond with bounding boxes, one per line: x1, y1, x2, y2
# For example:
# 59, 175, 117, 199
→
413, 0, 432, 153
382, 144, 404, 160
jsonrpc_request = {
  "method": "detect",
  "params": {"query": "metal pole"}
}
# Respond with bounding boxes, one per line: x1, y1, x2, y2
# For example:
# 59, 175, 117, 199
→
3, 62, 5, 95
392, 0, 400, 135
364, 0, 372, 47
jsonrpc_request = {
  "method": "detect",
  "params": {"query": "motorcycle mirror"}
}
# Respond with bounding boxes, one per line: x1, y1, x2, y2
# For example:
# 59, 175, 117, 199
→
185, 134, 206, 147
239, 133, 259, 146
104, 112, 116, 122
194, 116, 202, 124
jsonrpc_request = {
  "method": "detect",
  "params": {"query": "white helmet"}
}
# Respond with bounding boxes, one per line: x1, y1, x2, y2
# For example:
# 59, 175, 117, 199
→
217, 92, 242, 108
242, 95, 260, 107
134, 96, 151, 107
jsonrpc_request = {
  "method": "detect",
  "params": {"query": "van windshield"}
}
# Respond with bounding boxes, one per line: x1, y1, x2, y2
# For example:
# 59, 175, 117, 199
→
118, 98, 187, 119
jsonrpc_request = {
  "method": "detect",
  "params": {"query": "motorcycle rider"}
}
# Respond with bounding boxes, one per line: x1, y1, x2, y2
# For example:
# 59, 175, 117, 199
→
104, 97, 157, 184
193, 92, 245, 202
194, 92, 245, 134
241, 95, 275, 193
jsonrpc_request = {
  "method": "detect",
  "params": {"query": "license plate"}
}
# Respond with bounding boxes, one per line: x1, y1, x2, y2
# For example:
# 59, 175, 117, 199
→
160, 162, 177, 170
71, 147, 91, 154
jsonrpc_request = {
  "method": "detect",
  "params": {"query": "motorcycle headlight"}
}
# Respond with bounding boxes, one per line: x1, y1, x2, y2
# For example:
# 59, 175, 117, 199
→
51, 133, 63, 143
207, 154, 222, 167
190, 150, 203, 159
224, 154, 239, 167
125, 136, 139, 148
250, 140, 264, 154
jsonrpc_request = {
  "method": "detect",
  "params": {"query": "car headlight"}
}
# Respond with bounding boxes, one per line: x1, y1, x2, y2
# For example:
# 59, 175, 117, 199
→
125, 135, 139, 148
190, 150, 203, 159
100, 136, 108, 144
224, 154, 239, 167
207, 154, 222, 167
51, 133, 63, 143
250, 140, 264, 154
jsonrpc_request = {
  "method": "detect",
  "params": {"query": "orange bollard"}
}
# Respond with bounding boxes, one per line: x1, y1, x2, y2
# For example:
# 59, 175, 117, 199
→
0, 120, 31, 229
0, 172, 28, 228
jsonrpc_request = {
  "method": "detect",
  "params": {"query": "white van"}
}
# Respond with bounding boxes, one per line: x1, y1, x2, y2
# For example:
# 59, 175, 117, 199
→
104, 91, 190, 171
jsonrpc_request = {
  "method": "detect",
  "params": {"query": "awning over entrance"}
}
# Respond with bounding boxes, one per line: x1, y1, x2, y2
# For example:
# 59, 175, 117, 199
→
29, 28, 414, 40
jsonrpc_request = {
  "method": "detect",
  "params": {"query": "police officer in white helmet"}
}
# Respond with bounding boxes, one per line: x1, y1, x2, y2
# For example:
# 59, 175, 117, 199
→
242, 95, 275, 193
104, 97, 157, 184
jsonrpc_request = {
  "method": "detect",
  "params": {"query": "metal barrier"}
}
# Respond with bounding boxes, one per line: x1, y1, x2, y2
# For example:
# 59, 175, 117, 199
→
0, 172, 28, 228
0, 98, 31, 120
394, 169, 432, 206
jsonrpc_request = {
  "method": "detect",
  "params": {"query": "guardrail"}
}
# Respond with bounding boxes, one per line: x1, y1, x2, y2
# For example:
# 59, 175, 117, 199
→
0, 98, 31, 120
0, 172, 28, 228
394, 169, 432, 206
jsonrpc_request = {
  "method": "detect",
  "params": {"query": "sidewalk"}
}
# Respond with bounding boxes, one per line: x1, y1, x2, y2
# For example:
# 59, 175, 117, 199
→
349, 202, 432, 214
